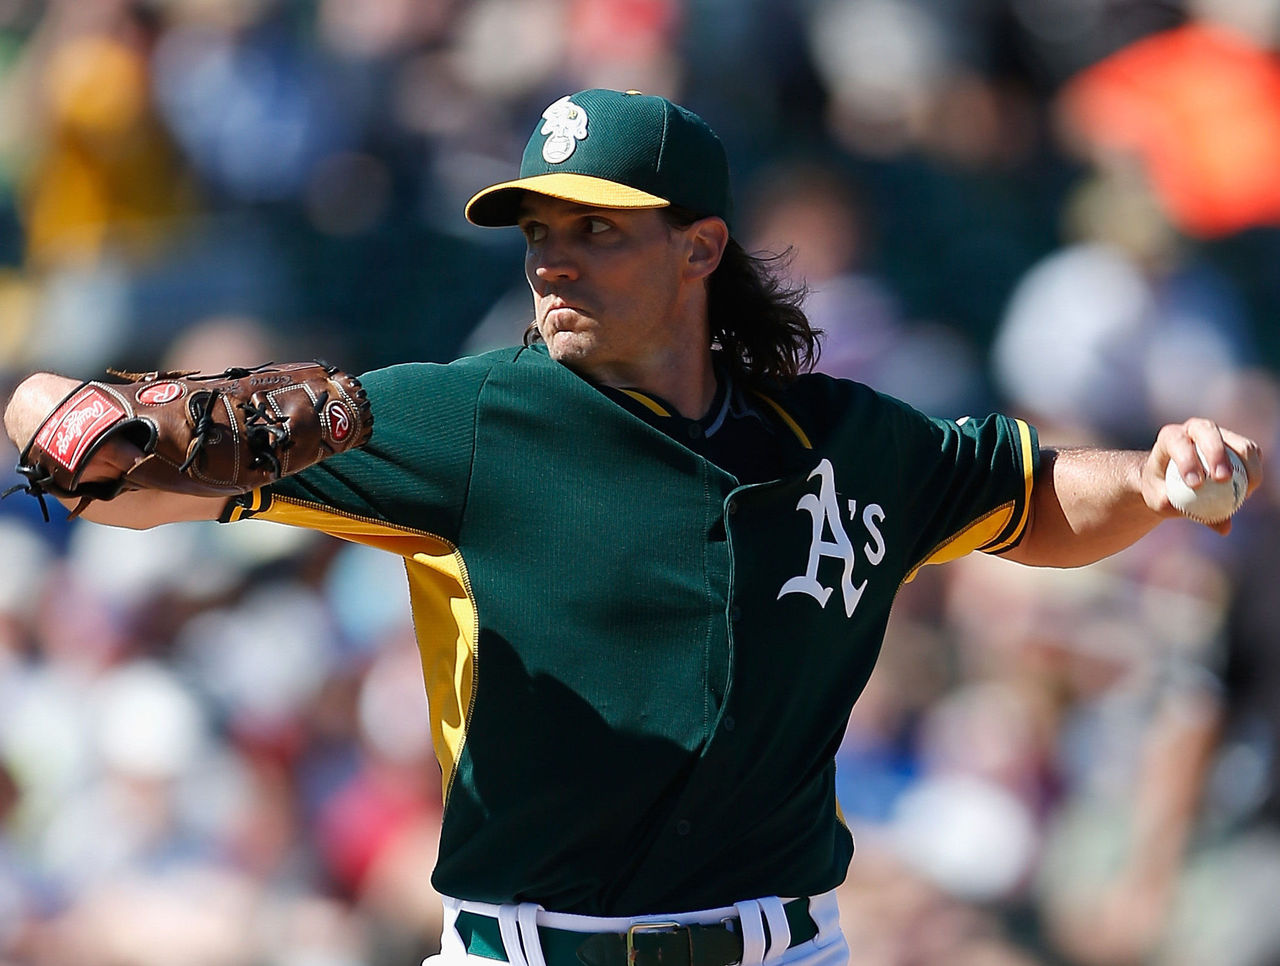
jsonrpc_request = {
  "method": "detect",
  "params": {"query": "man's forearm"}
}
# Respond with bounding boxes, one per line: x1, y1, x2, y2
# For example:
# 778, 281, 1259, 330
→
1004, 418, 1264, 568
1003, 447, 1162, 567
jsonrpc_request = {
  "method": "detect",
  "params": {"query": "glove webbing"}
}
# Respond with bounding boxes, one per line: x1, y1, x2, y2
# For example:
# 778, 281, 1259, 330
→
1, 463, 56, 522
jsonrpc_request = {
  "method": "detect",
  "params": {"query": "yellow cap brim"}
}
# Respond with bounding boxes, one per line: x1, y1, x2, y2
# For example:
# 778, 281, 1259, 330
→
465, 173, 670, 227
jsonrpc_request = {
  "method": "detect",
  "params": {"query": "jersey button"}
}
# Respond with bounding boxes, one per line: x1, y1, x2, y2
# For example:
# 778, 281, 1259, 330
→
723, 715, 736, 732
729, 605, 742, 622
727, 500, 738, 515
675, 819, 692, 836
687, 423, 703, 440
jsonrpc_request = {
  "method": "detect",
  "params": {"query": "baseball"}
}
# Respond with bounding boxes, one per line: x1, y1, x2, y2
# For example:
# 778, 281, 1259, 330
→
1165, 444, 1249, 524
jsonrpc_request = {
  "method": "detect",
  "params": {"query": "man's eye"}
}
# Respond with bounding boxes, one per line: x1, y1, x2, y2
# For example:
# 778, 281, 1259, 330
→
523, 224, 547, 243
586, 218, 612, 234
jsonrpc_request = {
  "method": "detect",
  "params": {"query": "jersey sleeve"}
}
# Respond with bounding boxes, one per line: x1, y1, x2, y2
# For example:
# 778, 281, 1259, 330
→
792, 373, 1039, 581
896, 405, 1039, 580
220, 353, 501, 543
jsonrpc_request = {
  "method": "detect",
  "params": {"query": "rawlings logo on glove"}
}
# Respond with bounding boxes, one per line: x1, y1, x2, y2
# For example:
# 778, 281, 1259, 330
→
4, 361, 373, 519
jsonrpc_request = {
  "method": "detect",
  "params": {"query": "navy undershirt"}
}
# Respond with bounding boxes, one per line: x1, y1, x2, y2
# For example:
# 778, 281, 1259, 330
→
594, 366, 788, 485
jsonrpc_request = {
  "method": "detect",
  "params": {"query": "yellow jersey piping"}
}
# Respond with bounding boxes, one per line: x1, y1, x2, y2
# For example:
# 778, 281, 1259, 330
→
750, 391, 813, 449
619, 389, 671, 416
982, 418, 1036, 554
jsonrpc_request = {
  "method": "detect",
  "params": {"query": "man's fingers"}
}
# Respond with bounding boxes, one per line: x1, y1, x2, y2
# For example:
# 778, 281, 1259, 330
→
1158, 422, 1207, 488
1220, 428, 1265, 496
79, 437, 145, 484
1147, 419, 1264, 531
1183, 417, 1234, 483
1164, 418, 1262, 490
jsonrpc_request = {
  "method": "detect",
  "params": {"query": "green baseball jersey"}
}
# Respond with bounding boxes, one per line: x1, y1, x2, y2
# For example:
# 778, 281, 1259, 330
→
224, 344, 1038, 916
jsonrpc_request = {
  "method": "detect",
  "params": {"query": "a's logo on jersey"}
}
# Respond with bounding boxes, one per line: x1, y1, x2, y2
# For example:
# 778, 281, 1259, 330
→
778, 458, 886, 618
540, 96, 589, 163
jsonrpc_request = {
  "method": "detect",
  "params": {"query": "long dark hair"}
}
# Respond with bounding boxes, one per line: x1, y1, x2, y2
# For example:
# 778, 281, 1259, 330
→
523, 205, 822, 386
671, 206, 820, 386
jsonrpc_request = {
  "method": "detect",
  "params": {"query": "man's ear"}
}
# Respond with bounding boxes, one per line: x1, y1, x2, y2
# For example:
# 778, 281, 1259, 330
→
684, 217, 730, 281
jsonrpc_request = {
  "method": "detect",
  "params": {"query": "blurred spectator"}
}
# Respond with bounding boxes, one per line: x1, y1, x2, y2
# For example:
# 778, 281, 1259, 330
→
150, 2, 354, 205
743, 160, 992, 414
13, 0, 194, 270
1058, 19, 1280, 240
993, 0, 1188, 92
744, 161, 903, 383
1032, 371, 1280, 966
806, 0, 955, 160
836, 845, 1041, 965
991, 164, 1255, 446
3, 0, 198, 374
315, 629, 443, 964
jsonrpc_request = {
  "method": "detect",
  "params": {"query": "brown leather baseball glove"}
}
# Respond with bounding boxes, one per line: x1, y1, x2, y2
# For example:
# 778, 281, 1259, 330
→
5, 361, 372, 519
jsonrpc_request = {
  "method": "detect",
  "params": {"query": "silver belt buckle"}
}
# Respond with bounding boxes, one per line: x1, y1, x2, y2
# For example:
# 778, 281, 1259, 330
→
626, 921, 684, 966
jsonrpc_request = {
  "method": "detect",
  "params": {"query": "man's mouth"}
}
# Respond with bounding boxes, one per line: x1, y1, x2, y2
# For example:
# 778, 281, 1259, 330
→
545, 302, 587, 328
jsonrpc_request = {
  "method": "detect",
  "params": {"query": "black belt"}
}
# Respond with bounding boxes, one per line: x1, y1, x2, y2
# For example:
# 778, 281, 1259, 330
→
455, 897, 818, 966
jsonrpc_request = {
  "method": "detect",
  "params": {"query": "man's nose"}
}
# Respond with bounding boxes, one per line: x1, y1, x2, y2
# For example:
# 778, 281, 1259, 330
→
531, 238, 580, 282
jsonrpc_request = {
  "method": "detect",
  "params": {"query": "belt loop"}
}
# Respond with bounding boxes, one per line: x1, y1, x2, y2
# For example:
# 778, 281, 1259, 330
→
759, 898, 790, 962
733, 899, 767, 966
498, 905, 529, 966
439, 896, 469, 962
518, 903, 548, 966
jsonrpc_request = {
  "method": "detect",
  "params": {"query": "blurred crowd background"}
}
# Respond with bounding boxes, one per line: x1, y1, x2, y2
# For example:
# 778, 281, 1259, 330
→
0, 0, 1279, 963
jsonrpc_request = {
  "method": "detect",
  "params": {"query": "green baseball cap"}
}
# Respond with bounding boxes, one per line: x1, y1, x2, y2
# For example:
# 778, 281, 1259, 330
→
465, 88, 734, 229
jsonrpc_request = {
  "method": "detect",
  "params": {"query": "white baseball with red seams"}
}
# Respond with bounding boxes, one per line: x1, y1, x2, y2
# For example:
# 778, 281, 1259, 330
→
1165, 444, 1248, 524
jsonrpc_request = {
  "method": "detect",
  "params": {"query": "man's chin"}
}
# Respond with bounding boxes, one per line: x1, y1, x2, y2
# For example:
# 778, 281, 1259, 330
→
545, 330, 593, 362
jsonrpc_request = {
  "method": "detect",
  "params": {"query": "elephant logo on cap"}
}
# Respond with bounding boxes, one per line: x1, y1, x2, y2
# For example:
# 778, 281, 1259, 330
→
540, 96, 589, 163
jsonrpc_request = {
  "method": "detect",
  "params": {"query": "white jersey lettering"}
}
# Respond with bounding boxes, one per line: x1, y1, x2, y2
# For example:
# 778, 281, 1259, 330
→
863, 503, 886, 565
778, 459, 867, 617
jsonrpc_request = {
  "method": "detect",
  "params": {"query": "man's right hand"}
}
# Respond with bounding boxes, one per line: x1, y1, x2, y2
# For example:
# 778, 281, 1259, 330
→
3, 372, 227, 528
3, 372, 78, 453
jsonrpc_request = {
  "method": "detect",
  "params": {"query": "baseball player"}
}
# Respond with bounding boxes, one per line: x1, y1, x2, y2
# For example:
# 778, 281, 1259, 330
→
2, 89, 1265, 966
